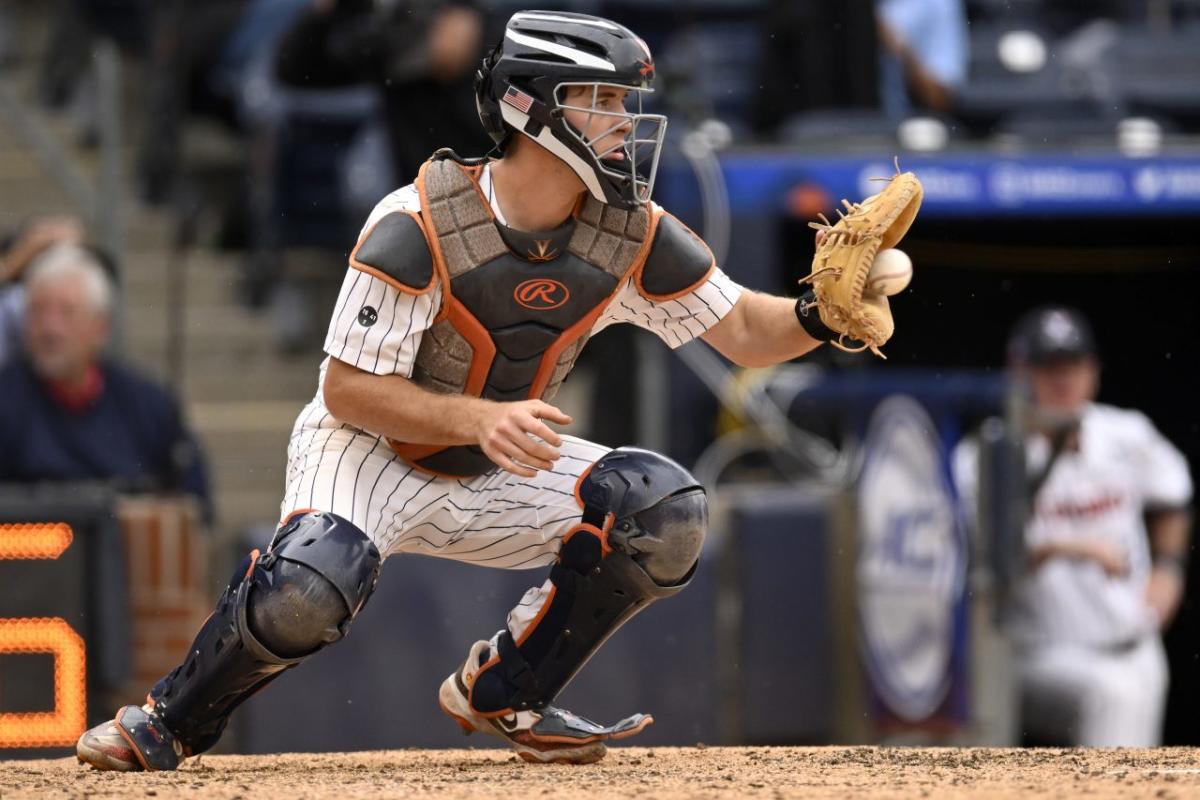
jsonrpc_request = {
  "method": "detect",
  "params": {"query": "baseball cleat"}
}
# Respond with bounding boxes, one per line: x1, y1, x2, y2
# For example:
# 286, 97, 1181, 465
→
77, 704, 184, 772
438, 640, 653, 764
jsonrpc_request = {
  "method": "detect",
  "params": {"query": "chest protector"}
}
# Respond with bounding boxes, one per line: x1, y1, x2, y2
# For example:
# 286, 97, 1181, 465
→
387, 155, 655, 477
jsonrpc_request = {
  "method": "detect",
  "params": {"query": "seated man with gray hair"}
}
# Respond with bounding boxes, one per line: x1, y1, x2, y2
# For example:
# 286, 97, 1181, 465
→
0, 244, 211, 519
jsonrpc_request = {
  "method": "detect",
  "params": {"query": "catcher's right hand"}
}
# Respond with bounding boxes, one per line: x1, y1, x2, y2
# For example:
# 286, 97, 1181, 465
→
798, 167, 923, 357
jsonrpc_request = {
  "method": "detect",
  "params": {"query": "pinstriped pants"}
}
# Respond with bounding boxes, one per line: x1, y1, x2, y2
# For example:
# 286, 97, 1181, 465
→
281, 418, 611, 641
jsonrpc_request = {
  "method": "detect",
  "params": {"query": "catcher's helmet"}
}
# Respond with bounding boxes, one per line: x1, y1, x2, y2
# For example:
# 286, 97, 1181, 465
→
475, 10, 667, 209
1008, 306, 1097, 365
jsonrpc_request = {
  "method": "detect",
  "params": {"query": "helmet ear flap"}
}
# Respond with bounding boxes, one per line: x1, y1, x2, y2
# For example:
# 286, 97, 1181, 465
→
474, 46, 509, 150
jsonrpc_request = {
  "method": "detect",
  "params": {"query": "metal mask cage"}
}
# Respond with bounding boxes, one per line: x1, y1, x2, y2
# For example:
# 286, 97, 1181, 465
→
554, 81, 668, 206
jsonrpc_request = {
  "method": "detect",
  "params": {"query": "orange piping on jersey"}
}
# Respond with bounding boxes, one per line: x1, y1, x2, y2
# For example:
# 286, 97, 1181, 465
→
632, 209, 718, 302
527, 209, 660, 400
347, 210, 439, 295
415, 161, 455, 323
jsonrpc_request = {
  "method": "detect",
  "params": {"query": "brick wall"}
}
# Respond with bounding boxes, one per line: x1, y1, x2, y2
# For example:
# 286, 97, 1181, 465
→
116, 497, 211, 696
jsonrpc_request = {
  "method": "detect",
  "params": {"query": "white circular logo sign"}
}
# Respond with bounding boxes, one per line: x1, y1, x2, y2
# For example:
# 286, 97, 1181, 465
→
857, 395, 966, 722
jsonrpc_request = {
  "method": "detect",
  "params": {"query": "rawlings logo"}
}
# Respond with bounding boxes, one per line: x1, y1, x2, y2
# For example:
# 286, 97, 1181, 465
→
526, 239, 559, 262
637, 58, 655, 78
514, 278, 569, 310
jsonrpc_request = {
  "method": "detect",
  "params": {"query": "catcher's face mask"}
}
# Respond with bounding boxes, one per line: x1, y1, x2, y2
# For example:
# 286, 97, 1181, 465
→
555, 82, 667, 208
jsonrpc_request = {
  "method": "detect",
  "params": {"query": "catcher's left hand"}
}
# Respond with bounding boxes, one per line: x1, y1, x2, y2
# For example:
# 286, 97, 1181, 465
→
798, 168, 923, 357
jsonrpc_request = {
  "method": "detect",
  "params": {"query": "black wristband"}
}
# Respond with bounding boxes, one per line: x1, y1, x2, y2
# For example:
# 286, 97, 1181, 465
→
794, 290, 837, 342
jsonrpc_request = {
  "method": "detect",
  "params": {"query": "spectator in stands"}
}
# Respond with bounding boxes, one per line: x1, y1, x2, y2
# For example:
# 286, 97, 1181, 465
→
954, 307, 1191, 746
752, 0, 967, 138
274, 0, 490, 184
876, 0, 968, 117
0, 244, 212, 520
0, 215, 86, 366
125, 0, 312, 204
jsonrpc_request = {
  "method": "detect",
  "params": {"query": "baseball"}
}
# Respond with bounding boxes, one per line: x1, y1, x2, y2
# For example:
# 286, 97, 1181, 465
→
866, 248, 912, 296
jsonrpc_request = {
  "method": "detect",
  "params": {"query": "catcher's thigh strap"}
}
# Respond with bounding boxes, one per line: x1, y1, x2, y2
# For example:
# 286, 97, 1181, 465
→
150, 512, 381, 753
470, 448, 708, 714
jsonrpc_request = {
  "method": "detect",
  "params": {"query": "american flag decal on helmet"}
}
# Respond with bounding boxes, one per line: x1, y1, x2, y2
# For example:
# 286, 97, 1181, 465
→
502, 86, 534, 113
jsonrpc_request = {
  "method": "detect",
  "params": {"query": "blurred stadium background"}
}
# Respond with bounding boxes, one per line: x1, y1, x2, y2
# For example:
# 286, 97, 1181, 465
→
1, 0, 1198, 757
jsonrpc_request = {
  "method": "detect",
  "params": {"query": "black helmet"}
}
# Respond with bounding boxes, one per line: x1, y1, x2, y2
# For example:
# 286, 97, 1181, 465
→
475, 10, 667, 209
1007, 306, 1097, 365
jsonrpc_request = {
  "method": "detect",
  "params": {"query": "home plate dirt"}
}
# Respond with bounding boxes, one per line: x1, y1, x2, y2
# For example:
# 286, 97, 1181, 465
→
4, 746, 1199, 799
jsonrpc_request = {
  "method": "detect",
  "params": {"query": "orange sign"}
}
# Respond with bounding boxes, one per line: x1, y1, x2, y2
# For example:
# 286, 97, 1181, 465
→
0, 523, 87, 748
0, 618, 87, 748
0, 523, 73, 560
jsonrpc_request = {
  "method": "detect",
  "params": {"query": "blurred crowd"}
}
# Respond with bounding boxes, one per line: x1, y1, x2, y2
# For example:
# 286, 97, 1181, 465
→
0, 215, 212, 520
3, 0, 1200, 321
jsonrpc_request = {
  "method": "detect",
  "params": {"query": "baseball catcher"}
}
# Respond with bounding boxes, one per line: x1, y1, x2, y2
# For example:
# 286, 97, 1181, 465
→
76, 10, 921, 770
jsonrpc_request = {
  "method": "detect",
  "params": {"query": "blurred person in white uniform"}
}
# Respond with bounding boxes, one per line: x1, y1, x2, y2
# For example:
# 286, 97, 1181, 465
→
955, 307, 1192, 746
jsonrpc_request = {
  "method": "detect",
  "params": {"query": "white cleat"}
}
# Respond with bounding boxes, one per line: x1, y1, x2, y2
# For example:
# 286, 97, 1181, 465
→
438, 640, 653, 764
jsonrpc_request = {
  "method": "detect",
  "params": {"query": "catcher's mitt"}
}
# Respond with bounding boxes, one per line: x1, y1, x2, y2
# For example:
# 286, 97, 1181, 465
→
800, 166, 923, 357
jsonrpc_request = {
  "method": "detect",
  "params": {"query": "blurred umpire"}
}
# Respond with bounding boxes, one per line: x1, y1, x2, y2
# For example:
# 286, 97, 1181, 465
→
955, 307, 1192, 746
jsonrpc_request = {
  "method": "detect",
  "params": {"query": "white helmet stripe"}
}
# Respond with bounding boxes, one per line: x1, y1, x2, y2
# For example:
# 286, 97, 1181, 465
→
498, 102, 608, 203
504, 28, 616, 72
511, 13, 621, 31
632, 35, 652, 61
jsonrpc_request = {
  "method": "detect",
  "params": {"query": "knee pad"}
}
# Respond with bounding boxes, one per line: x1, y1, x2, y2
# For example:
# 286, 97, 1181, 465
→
249, 512, 382, 657
579, 447, 708, 586
471, 448, 707, 714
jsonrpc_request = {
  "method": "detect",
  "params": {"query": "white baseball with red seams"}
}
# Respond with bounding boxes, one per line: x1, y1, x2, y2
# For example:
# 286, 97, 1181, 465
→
867, 248, 912, 296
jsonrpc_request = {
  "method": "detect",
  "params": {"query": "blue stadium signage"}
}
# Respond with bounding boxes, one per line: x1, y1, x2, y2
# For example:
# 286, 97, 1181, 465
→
856, 396, 968, 723
708, 153, 1200, 216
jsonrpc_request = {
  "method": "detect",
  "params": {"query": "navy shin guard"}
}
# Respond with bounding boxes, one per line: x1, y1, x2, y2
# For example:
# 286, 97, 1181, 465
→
149, 512, 380, 753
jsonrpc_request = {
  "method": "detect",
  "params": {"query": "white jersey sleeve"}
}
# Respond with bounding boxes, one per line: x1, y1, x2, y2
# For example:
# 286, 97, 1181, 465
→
591, 202, 743, 347
1124, 410, 1192, 509
593, 265, 744, 348
322, 185, 441, 378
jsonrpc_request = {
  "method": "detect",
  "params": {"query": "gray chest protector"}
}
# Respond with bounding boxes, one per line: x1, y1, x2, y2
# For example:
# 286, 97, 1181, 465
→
347, 152, 718, 477
395, 156, 651, 477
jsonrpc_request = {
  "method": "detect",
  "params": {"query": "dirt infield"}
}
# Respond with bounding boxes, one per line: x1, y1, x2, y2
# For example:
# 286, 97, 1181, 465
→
4, 746, 1199, 799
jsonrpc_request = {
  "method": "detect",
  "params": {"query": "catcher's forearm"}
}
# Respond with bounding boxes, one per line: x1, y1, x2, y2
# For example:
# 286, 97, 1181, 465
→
323, 356, 489, 445
701, 290, 823, 367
